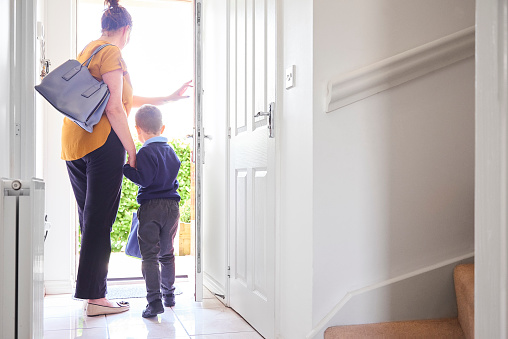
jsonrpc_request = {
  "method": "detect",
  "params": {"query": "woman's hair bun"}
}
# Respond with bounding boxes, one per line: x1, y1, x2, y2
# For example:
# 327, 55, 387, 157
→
104, 0, 120, 9
101, 0, 132, 32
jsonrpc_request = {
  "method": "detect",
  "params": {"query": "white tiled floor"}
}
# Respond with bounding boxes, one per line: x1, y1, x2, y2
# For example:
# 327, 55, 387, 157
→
44, 281, 263, 338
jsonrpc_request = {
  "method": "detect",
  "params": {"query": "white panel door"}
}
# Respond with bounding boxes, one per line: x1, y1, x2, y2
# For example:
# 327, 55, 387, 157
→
228, 0, 276, 337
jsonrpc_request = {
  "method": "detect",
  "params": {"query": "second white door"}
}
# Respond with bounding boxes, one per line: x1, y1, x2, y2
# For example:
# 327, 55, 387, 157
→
228, 0, 276, 337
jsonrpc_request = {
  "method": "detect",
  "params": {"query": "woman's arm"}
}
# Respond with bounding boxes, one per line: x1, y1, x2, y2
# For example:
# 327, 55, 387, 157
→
132, 80, 193, 108
102, 69, 136, 168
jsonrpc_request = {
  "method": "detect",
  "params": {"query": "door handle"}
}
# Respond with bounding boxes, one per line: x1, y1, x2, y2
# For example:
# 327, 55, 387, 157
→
187, 134, 211, 139
254, 102, 275, 138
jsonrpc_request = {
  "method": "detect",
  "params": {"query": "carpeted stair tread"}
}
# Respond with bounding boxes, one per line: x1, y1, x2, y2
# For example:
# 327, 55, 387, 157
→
324, 318, 465, 339
454, 264, 474, 339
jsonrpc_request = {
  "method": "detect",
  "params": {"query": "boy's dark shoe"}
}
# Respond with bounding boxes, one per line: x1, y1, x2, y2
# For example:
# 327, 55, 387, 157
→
163, 294, 175, 307
142, 299, 164, 318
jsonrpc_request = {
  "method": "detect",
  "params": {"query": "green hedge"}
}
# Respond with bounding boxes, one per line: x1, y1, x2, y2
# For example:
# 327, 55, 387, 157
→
110, 140, 192, 252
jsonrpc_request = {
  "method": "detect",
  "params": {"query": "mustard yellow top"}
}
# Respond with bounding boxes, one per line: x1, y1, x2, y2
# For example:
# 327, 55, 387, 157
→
61, 40, 133, 161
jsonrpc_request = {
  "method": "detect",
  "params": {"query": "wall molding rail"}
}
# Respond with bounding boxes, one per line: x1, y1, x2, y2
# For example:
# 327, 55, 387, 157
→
326, 26, 475, 113
306, 252, 475, 339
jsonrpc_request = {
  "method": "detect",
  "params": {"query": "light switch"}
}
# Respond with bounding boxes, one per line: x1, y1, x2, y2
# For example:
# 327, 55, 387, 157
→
286, 65, 295, 89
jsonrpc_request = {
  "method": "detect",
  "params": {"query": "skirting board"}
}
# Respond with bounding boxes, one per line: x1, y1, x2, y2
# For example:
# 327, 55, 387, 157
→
204, 271, 226, 305
326, 26, 475, 112
307, 252, 475, 339
44, 280, 74, 295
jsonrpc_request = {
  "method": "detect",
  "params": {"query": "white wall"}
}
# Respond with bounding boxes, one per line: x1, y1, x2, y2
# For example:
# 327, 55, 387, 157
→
277, 0, 314, 337
202, 0, 228, 297
42, 0, 77, 294
311, 0, 475, 334
0, 0, 12, 179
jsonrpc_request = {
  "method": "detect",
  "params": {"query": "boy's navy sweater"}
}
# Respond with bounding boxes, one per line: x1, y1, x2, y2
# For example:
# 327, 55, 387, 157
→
123, 136, 181, 205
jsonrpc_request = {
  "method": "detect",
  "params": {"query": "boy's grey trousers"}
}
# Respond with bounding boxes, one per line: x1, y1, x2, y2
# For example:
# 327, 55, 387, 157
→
137, 198, 180, 303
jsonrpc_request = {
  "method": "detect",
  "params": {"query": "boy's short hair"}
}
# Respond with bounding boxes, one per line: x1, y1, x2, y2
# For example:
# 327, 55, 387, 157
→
135, 105, 163, 134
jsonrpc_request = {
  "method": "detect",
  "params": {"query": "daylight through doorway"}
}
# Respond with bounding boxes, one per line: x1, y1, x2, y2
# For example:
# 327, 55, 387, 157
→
76, 0, 195, 283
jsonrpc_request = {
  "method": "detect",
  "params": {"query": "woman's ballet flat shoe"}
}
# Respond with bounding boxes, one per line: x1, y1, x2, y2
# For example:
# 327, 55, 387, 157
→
86, 301, 130, 316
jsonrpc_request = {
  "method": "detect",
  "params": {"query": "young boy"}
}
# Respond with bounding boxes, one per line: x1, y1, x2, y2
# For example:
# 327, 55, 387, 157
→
123, 104, 181, 318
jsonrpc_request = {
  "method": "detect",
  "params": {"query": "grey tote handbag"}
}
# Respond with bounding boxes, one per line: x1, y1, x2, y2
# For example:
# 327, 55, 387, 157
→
35, 44, 113, 133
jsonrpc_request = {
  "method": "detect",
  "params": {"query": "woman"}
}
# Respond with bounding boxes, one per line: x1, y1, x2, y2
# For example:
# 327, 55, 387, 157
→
62, 0, 191, 316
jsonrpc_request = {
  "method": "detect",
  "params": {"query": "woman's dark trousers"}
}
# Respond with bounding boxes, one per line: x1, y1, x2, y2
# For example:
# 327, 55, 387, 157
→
66, 130, 125, 300
137, 199, 180, 303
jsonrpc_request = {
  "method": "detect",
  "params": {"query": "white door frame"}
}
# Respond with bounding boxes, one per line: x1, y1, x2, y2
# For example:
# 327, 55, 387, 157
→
41, 0, 78, 294
475, 0, 508, 337
10, 0, 37, 180
194, 0, 204, 302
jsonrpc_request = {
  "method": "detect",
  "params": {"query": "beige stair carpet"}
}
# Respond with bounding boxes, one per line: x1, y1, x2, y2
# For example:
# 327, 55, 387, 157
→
324, 318, 465, 339
454, 263, 474, 339
325, 263, 475, 338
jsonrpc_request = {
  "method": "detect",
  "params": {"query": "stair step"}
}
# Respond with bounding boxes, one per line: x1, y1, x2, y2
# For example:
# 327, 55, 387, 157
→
324, 318, 465, 339
454, 263, 474, 339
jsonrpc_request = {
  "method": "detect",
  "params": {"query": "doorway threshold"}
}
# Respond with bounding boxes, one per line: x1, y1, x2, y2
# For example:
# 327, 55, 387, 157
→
108, 275, 188, 283
108, 252, 194, 282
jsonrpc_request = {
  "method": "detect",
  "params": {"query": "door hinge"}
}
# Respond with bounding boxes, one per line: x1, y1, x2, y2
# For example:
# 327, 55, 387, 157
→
196, 2, 201, 26
15, 123, 21, 136
228, 127, 231, 139
227, 266, 231, 278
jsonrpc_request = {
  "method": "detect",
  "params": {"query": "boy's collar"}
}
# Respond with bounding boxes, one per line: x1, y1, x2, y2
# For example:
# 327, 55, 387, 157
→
143, 136, 168, 146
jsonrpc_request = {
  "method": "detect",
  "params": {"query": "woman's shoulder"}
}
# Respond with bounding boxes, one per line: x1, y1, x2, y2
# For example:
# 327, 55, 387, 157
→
77, 41, 126, 75
77, 40, 121, 61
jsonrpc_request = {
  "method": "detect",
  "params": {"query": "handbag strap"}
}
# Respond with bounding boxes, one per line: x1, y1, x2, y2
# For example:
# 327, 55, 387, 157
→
81, 43, 114, 68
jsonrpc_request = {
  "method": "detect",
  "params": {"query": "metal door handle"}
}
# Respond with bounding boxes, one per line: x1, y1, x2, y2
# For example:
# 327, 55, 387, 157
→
255, 111, 270, 117
254, 102, 275, 138
187, 134, 211, 139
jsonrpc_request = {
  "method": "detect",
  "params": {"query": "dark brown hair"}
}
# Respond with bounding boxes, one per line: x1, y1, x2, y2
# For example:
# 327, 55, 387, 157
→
136, 105, 164, 135
101, 0, 132, 33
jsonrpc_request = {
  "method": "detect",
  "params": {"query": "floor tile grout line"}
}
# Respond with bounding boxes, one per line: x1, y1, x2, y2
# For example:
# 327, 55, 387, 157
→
44, 326, 109, 332
172, 306, 226, 312
170, 306, 193, 337
44, 316, 87, 319
171, 302, 258, 337
187, 330, 258, 335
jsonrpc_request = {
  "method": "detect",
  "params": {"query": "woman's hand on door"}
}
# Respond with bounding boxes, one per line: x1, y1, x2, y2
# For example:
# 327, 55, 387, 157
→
132, 80, 193, 107
165, 80, 193, 102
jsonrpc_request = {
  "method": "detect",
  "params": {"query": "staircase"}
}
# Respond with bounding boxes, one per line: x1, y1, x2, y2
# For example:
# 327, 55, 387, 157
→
324, 264, 474, 339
